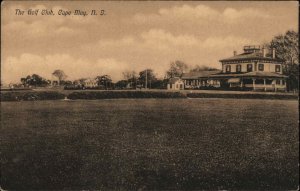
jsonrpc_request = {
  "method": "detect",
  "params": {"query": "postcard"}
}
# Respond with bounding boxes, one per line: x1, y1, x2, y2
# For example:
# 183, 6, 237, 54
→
1, 1, 298, 190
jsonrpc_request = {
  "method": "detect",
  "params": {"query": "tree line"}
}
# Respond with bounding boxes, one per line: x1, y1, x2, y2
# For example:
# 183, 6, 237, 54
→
15, 62, 199, 89
17, 62, 219, 90
15, 30, 298, 91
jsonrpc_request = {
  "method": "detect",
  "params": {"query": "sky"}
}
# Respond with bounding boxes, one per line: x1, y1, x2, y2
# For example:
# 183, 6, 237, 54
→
1, 1, 298, 84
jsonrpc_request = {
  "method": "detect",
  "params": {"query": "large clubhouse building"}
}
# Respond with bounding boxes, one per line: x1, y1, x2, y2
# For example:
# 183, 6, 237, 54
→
168, 45, 287, 91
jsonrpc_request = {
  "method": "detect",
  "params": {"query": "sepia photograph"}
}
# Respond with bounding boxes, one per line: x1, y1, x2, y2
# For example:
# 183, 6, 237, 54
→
1, 1, 299, 190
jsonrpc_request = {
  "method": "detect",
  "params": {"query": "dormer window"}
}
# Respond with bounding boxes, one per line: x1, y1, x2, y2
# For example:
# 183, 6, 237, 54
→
226, 65, 231, 73
236, 65, 241, 73
258, 64, 264, 71
275, 65, 281, 72
247, 64, 253, 72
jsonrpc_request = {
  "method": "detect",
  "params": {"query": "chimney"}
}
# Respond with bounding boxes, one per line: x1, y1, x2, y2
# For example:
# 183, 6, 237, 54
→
233, 51, 237, 56
262, 47, 266, 57
272, 48, 276, 58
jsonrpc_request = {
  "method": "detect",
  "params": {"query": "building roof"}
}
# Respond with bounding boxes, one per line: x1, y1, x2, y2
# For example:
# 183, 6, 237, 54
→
219, 52, 284, 62
181, 70, 221, 79
168, 77, 182, 84
211, 71, 287, 78
83, 78, 97, 83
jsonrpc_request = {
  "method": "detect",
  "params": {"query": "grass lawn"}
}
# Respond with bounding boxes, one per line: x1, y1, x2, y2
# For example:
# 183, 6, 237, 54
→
1, 99, 298, 190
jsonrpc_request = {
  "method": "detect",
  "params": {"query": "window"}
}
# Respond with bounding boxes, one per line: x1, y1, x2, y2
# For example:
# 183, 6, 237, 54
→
266, 79, 273, 84
256, 79, 264, 84
258, 64, 264, 71
275, 65, 281, 72
247, 64, 253, 72
276, 80, 280, 85
226, 65, 231, 73
236, 65, 241, 73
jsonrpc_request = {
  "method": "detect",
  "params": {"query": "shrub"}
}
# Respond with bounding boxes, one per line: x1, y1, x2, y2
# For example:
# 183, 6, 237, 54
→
1, 91, 65, 101
67, 91, 186, 99
187, 93, 298, 100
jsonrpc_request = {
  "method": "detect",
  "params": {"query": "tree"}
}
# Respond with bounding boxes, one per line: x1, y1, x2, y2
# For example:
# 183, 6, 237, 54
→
115, 80, 128, 89
73, 78, 86, 88
190, 65, 219, 72
139, 69, 157, 89
61, 80, 73, 86
96, 75, 112, 90
151, 79, 168, 89
21, 74, 49, 87
270, 30, 299, 65
122, 70, 137, 89
268, 30, 299, 91
52, 70, 67, 85
166, 60, 189, 78
20, 78, 26, 86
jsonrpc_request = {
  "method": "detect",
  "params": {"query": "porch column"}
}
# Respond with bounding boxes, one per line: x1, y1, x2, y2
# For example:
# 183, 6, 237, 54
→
240, 79, 243, 88
274, 80, 277, 92
284, 79, 287, 92
264, 79, 266, 92
252, 78, 256, 90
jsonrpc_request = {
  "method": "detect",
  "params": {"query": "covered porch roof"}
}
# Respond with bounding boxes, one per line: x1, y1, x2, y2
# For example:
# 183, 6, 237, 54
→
210, 71, 287, 79
228, 78, 240, 83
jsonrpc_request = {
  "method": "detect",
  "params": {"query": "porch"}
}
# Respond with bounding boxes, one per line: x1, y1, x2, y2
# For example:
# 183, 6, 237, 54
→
229, 78, 287, 92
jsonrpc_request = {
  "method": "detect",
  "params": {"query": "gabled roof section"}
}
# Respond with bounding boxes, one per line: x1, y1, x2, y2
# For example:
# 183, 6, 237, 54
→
168, 77, 182, 84
181, 70, 222, 79
220, 52, 284, 62
83, 78, 97, 83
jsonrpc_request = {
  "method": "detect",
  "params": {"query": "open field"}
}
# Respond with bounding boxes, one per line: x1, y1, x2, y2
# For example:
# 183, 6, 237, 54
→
0, 99, 299, 190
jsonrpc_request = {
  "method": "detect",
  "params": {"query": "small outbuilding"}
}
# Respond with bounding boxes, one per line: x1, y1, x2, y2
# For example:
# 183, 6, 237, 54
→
83, 78, 98, 88
167, 77, 184, 90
